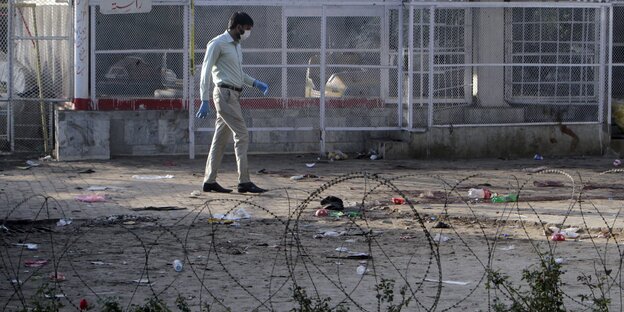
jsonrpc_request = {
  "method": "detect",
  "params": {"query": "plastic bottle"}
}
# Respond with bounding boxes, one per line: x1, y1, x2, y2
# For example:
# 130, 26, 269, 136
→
467, 188, 492, 199
173, 259, 183, 272
490, 194, 518, 203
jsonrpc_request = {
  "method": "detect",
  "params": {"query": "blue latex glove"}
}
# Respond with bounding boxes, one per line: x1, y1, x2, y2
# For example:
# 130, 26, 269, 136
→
195, 100, 210, 118
253, 80, 269, 95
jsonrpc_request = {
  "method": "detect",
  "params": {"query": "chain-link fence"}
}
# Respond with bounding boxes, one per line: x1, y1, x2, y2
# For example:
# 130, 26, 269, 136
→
0, 0, 71, 155
87, 1, 613, 158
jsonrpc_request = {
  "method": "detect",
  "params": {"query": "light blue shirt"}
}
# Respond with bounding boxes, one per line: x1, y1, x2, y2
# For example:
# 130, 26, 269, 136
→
199, 31, 256, 101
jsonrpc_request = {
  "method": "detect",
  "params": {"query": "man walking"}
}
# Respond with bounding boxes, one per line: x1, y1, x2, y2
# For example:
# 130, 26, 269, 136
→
196, 11, 268, 194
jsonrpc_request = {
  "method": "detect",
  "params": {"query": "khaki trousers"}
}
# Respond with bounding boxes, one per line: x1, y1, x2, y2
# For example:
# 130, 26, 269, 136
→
204, 86, 250, 184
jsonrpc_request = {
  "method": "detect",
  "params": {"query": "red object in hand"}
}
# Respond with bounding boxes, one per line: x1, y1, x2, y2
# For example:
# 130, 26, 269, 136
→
392, 197, 405, 205
550, 233, 566, 241
315, 208, 328, 217
79, 299, 88, 310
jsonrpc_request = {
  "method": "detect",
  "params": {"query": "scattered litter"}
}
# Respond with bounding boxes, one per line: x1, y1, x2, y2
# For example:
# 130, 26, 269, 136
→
75, 194, 107, 203
305, 163, 316, 168
49, 272, 66, 282
467, 188, 492, 199
207, 218, 235, 225
549, 227, 579, 239
498, 245, 515, 251
26, 160, 40, 167
40, 155, 53, 161
78, 169, 95, 174
357, 263, 368, 275
344, 239, 356, 243
315, 209, 329, 217
335, 247, 349, 252
400, 235, 416, 240
189, 190, 201, 198
327, 252, 371, 260
392, 197, 405, 205
491, 194, 518, 203
533, 180, 564, 187
10, 279, 22, 285
290, 174, 319, 181
123, 221, 137, 225
614, 159, 622, 167
17, 166, 31, 170
321, 196, 344, 211
91, 261, 112, 265
256, 168, 268, 174
550, 233, 566, 241
433, 234, 450, 243
522, 166, 549, 173
555, 258, 566, 264
44, 294, 65, 299
24, 259, 48, 268
130, 206, 186, 211
132, 174, 174, 180
163, 161, 177, 167
80, 299, 89, 310
133, 278, 151, 285
213, 208, 251, 221
424, 278, 470, 286
533, 154, 544, 160
14, 243, 38, 250
87, 186, 108, 191
327, 150, 348, 161
370, 154, 380, 160
56, 219, 73, 227
173, 259, 183, 272
432, 221, 450, 229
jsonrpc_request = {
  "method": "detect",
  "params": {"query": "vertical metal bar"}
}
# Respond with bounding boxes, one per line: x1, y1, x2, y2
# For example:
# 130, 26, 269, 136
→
183, 4, 189, 110
381, 5, 389, 101
185, 3, 195, 159
598, 7, 607, 124
8, 0, 13, 152
281, 7, 287, 100
90, 5, 96, 109
428, 6, 435, 128
31, 5, 50, 154
464, 7, 473, 105
320, 5, 327, 155
407, 5, 414, 129
608, 5, 613, 128
397, 4, 404, 128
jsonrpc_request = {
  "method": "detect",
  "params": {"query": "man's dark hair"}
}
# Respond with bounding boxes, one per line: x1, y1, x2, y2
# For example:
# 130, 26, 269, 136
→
228, 11, 254, 29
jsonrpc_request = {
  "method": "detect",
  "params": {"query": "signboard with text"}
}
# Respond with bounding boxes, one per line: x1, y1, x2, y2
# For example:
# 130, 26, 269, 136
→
100, 0, 152, 14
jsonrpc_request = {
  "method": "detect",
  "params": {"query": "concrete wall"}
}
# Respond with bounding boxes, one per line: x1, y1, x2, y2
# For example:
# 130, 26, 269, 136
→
56, 109, 608, 160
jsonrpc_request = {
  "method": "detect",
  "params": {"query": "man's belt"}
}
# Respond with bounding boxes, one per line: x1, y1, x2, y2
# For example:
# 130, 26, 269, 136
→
217, 83, 243, 92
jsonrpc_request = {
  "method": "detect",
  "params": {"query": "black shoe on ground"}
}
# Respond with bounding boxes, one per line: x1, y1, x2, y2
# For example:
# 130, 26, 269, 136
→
237, 182, 267, 193
203, 182, 233, 193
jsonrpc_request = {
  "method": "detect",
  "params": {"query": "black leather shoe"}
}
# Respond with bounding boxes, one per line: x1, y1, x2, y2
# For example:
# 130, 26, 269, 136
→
237, 182, 267, 193
203, 182, 233, 193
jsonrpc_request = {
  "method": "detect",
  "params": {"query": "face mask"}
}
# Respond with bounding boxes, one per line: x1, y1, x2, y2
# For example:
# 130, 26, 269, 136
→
240, 29, 251, 41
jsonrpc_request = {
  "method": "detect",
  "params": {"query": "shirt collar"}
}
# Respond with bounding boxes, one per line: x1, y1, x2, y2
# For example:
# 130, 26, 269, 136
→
223, 30, 237, 43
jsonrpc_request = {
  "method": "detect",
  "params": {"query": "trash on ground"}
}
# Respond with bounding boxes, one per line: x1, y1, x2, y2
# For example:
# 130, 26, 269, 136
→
91, 261, 112, 265
17, 166, 32, 170
498, 245, 515, 251
56, 219, 73, 227
433, 234, 450, 243
133, 278, 151, 285
24, 259, 48, 268
213, 208, 251, 221
555, 258, 566, 264
189, 190, 201, 198
491, 193, 518, 203
550, 233, 566, 241
49, 272, 66, 282
79, 299, 89, 311
356, 264, 368, 275
132, 174, 174, 180
432, 221, 450, 229
316, 230, 346, 238
14, 243, 38, 250
321, 196, 344, 211
305, 163, 316, 168
207, 218, 235, 225
130, 206, 187, 211
290, 174, 319, 181
328, 150, 348, 161
467, 188, 492, 199
327, 252, 371, 260
424, 278, 470, 286
173, 259, 183, 272
549, 227, 579, 239
370, 154, 380, 160
40, 155, 53, 161
26, 160, 41, 167
533, 180, 564, 187
87, 186, 108, 191
315, 208, 329, 217
533, 154, 544, 160
335, 247, 349, 252
392, 197, 406, 205
75, 194, 107, 203
78, 169, 95, 174
522, 166, 549, 173
614, 159, 622, 167
256, 168, 268, 174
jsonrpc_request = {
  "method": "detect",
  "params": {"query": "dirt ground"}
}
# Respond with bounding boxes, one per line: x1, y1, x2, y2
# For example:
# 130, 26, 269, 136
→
1, 155, 624, 311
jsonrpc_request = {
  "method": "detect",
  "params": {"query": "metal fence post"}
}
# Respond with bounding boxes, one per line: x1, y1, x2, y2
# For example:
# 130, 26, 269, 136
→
320, 5, 327, 156
407, 5, 414, 129
397, 4, 404, 129
428, 5, 435, 129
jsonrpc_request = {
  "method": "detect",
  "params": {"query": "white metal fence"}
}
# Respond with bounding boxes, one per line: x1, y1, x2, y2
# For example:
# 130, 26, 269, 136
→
0, 0, 72, 155
87, 0, 613, 158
